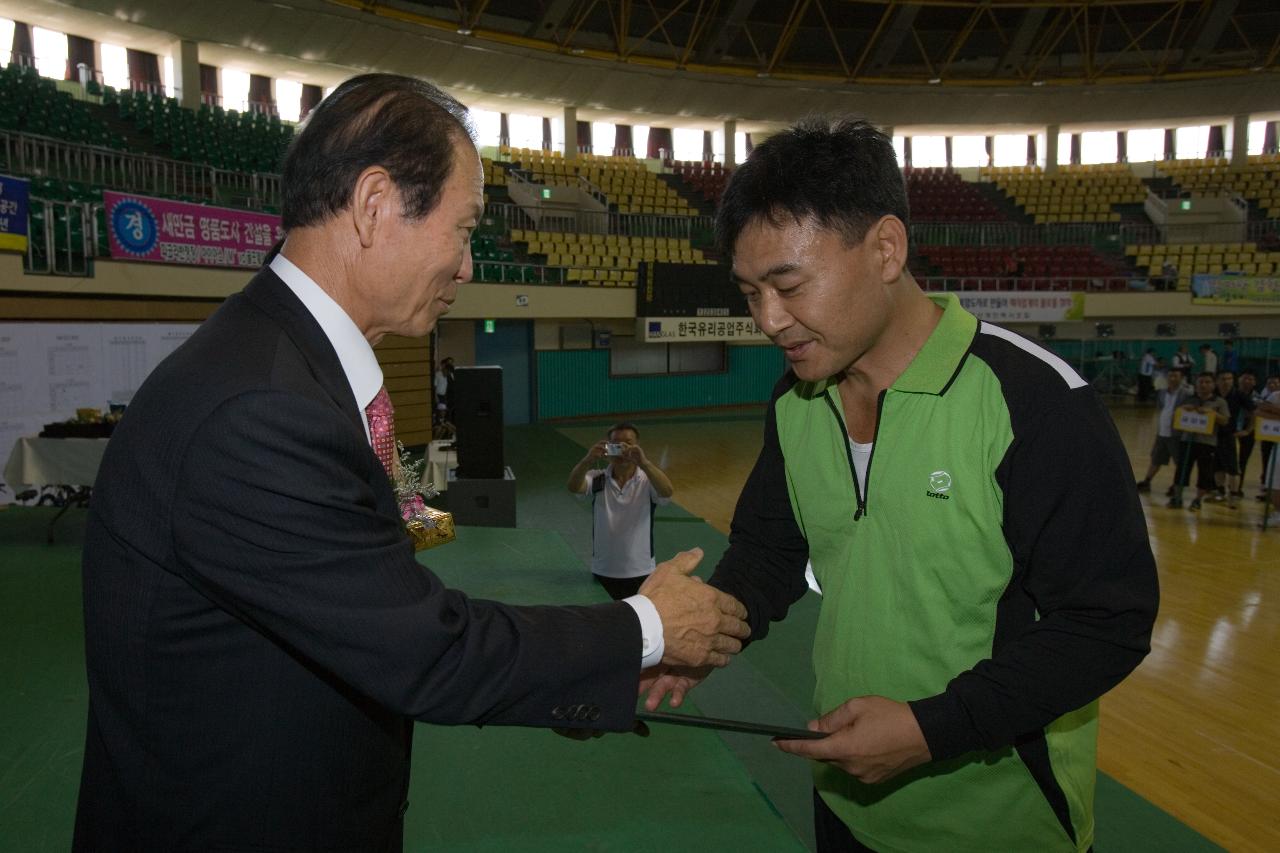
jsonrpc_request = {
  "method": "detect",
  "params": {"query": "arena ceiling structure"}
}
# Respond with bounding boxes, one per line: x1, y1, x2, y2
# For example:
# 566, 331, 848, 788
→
7, 0, 1279, 131
384, 0, 1280, 87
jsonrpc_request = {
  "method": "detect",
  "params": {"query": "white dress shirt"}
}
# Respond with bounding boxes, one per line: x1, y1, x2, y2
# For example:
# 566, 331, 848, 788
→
271, 254, 383, 442
269, 253, 664, 668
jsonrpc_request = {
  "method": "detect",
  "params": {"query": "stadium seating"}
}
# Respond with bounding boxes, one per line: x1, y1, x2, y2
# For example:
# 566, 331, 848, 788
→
501, 147, 694, 216
672, 160, 729, 207
904, 168, 1007, 222
1125, 240, 1280, 290
913, 244, 1131, 289
12, 69, 1278, 298
0, 63, 118, 147
981, 163, 1145, 224
108, 90, 294, 172
1157, 155, 1280, 218
510, 228, 710, 287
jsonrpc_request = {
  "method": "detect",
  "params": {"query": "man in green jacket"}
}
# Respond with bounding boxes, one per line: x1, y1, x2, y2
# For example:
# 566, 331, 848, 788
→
643, 119, 1159, 853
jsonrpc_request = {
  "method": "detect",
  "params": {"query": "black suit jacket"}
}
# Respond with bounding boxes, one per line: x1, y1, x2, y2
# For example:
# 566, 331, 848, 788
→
74, 268, 640, 851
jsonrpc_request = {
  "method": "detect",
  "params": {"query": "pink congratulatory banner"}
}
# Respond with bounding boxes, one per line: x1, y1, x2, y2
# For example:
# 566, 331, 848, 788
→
105, 191, 282, 269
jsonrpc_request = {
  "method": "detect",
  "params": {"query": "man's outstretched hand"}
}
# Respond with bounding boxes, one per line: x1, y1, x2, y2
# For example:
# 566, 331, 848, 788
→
638, 664, 712, 710
639, 548, 749, 668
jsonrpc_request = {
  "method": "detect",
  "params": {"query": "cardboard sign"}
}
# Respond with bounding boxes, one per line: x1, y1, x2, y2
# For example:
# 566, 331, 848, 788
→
1255, 417, 1280, 444
1175, 406, 1216, 436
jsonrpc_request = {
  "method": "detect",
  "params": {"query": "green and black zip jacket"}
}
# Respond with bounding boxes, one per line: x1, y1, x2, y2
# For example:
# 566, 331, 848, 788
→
710, 293, 1159, 853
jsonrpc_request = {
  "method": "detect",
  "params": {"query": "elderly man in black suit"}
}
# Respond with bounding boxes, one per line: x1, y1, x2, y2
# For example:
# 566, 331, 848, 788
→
73, 74, 748, 852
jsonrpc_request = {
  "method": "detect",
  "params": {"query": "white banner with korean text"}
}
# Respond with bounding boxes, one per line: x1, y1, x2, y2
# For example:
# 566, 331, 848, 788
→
638, 317, 769, 343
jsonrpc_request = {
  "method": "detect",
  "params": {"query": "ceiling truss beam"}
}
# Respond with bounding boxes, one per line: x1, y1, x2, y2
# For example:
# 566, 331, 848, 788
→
695, 0, 759, 64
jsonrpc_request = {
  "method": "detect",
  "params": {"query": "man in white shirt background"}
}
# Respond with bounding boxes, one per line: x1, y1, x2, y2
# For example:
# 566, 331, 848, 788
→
1200, 343, 1218, 376
1137, 347, 1157, 402
1136, 366, 1189, 496
568, 422, 676, 600
433, 355, 454, 431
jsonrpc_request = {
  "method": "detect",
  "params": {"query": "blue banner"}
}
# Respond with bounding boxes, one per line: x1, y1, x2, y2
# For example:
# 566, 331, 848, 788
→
0, 174, 30, 252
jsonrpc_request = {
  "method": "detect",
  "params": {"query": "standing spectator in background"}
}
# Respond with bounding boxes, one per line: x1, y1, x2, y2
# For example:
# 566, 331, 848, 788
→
1221, 340, 1240, 375
1171, 372, 1229, 511
1172, 343, 1194, 374
1200, 344, 1218, 376
1208, 371, 1241, 508
568, 423, 675, 600
1153, 357, 1170, 391
433, 356, 454, 425
1233, 369, 1260, 495
1257, 383, 1280, 524
1137, 348, 1157, 402
1259, 375, 1280, 499
1137, 366, 1189, 495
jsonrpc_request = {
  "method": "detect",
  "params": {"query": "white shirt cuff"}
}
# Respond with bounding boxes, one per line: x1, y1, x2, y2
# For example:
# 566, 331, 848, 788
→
624, 594, 664, 669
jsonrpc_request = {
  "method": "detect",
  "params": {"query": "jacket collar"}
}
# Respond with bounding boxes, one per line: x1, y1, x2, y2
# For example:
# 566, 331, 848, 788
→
242, 266, 365, 436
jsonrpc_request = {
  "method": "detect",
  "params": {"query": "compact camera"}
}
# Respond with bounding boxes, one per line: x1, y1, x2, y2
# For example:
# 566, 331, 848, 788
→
604, 442, 624, 457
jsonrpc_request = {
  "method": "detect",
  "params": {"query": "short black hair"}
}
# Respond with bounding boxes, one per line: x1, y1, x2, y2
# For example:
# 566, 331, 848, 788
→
1197, 371, 1216, 381
608, 422, 639, 440
1239, 368, 1256, 378
715, 117, 908, 259
1216, 370, 1235, 380
281, 73, 474, 230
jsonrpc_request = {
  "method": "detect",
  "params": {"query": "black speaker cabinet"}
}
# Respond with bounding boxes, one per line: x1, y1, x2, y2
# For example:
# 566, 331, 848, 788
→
452, 365, 504, 479
446, 466, 517, 527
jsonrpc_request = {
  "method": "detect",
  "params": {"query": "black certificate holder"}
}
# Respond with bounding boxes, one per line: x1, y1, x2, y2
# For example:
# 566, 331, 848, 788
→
636, 709, 828, 740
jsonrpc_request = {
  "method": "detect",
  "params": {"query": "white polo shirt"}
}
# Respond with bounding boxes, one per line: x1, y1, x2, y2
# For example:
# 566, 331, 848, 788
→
579, 467, 671, 579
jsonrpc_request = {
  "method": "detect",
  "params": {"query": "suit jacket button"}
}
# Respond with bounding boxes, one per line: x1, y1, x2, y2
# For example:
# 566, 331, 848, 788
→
397, 800, 410, 818
551, 706, 566, 720
588, 707, 601, 721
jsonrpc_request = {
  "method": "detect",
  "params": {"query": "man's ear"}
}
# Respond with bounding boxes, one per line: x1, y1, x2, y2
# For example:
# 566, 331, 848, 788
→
351, 166, 394, 249
873, 215, 908, 283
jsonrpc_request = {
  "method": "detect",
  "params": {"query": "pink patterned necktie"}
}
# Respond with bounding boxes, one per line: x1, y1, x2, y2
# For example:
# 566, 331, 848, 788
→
365, 386, 396, 479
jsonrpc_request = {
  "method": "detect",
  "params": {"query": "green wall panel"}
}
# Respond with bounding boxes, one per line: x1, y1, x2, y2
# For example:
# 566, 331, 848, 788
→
537, 345, 785, 419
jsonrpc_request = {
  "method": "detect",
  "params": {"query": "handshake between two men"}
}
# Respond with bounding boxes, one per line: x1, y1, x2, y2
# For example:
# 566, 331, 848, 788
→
634, 546, 748, 671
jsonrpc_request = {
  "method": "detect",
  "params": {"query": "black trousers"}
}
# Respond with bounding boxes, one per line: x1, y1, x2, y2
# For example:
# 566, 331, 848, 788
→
1238, 435, 1256, 484
1174, 442, 1217, 491
592, 573, 646, 601
814, 789, 878, 853
1136, 374, 1154, 402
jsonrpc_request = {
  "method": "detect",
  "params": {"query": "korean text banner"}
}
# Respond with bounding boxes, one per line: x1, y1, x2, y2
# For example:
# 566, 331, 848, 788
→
953, 292, 1084, 323
1191, 274, 1280, 306
0, 175, 30, 253
105, 191, 281, 269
